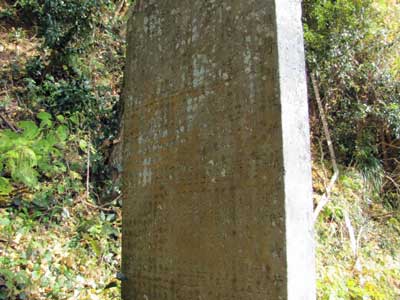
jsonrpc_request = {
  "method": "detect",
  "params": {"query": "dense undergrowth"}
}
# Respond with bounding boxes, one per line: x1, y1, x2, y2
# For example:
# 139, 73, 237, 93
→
0, 0, 399, 299
304, 0, 400, 206
0, 0, 127, 298
306, 1, 400, 298
313, 163, 400, 299
0, 202, 121, 299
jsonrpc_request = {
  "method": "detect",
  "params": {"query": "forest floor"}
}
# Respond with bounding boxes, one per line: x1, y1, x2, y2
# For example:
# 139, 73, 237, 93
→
312, 160, 400, 299
0, 11, 122, 300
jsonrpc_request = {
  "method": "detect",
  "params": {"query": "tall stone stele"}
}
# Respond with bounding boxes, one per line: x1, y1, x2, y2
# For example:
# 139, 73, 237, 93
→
122, 0, 316, 299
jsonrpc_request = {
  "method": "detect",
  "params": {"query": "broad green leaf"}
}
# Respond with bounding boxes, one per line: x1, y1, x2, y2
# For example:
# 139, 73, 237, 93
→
56, 162, 67, 172
79, 139, 88, 151
5, 157, 16, 175
57, 184, 65, 194
0, 215, 10, 226
37, 111, 53, 127
56, 115, 65, 122
37, 112, 52, 122
89, 239, 102, 257
45, 132, 58, 147
20, 147, 38, 166
70, 114, 80, 125
13, 165, 38, 188
18, 121, 40, 140
69, 170, 82, 180
0, 133, 13, 152
0, 177, 13, 195
56, 125, 69, 142
1, 129, 18, 139
5, 147, 38, 188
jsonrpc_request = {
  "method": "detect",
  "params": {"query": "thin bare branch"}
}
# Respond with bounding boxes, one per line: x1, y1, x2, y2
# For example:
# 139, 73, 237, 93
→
312, 72, 340, 223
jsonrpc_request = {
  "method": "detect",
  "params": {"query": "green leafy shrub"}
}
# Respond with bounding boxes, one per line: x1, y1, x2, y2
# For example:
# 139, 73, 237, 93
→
5, 0, 125, 203
12, 0, 104, 67
0, 2, 125, 299
0, 268, 29, 300
314, 165, 400, 299
0, 112, 69, 196
303, 0, 400, 205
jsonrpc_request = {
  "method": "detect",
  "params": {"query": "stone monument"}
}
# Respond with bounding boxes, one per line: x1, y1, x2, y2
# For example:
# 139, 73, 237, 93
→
122, 0, 315, 299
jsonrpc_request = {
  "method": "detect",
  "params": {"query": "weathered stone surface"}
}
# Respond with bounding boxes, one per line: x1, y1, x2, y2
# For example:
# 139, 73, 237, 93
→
122, 0, 315, 299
